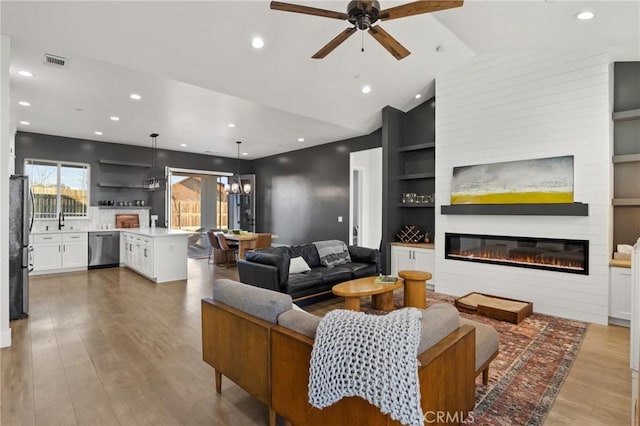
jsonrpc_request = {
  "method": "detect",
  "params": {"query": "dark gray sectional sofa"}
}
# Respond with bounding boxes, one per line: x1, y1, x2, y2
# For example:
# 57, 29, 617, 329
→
237, 242, 381, 300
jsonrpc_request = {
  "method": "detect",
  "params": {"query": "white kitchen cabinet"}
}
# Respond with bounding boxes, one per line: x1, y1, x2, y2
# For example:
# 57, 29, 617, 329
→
62, 233, 88, 269
122, 230, 186, 283
32, 232, 88, 274
610, 266, 631, 323
33, 234, 62, 272
390, 244, 435, 286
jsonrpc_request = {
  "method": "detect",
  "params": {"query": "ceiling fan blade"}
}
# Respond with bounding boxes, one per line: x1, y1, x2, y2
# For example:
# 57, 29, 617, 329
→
312, 27, 357, 59
379, 0, 463, 21
368, 25, 410, 60
270, 1, 348, 20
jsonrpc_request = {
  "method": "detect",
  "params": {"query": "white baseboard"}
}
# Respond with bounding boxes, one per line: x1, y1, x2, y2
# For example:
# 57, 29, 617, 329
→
0, 327, 11, 348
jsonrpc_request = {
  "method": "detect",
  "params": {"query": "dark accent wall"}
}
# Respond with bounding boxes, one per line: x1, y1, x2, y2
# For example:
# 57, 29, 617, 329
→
15, 131, 250, 227
253, 130, 381, 245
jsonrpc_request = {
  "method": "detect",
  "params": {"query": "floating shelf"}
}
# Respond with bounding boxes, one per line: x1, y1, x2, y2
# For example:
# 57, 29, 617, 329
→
397, 203, 434, 208
98, 159, 151, 168
397, 172, 435, 180
613, 108, 640, 122
613, 154, 640, 164
441, 203, 589, 216
612, 198, 640, 206
96, 206, 152, 210
97, 182, 145, 189
397, 142, 435, 152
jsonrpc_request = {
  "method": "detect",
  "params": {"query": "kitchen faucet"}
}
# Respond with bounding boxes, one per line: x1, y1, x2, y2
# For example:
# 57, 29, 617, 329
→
58, 211, 65, 230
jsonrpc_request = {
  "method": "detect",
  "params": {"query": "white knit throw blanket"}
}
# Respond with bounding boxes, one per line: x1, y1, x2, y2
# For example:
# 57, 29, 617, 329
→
308, 308, 423, 426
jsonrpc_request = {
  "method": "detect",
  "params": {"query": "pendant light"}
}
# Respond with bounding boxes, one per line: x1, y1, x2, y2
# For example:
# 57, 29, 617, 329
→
143, 133, 164, 190
225, 141, 251, 194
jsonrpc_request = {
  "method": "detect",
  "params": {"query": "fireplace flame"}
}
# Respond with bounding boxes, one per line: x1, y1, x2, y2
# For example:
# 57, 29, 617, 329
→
449, 249, 585, 271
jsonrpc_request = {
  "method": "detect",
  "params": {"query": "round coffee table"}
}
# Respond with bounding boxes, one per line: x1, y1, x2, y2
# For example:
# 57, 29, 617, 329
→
332, 276, 404, 312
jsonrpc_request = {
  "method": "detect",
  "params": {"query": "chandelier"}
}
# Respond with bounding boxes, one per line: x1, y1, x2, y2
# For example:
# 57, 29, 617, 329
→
225, 141, 251, 194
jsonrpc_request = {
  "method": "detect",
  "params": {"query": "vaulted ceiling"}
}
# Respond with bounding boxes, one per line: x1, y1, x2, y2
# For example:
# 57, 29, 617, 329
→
3, 1, 638, 158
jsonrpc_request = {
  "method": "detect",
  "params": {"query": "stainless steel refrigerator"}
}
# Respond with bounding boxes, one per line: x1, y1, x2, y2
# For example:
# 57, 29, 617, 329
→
9, 175, 33, 320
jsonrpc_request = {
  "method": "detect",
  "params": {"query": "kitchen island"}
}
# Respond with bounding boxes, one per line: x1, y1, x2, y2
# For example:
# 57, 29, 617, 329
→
120, 228, 189, 283
30, 227, 189, 283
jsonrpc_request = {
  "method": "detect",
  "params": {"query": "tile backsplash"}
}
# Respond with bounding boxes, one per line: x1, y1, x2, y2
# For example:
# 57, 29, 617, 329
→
33, 207, 151, 232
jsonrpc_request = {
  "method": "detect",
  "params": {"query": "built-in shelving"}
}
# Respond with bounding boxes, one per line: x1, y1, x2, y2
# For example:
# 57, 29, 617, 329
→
397, 172, 435, 180
98, 159, 151, 168
613, 154, 640, 164
96, 182, 144, 189
612, 63, 640, 248
397, 142, 435, 152
96, 206, 152, 210
441, 203, 589, 216
612, 108, 640, 122
397, 203, 434, 208
613, 198, 640, 207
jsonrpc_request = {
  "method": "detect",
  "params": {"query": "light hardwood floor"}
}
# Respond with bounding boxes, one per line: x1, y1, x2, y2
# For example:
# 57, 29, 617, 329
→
1, 259, 631, 425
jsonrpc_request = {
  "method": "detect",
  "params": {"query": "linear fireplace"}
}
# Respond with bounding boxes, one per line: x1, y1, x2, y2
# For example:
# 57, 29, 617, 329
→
445, 233, 589, 275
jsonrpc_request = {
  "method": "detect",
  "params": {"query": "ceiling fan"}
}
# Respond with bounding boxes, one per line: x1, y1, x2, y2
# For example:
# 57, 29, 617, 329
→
270, 1, 463, 60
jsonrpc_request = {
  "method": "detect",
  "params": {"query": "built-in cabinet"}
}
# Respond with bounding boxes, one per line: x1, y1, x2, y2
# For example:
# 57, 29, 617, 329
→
390, 243, 435, 288
32, 232, 88, 274
382, 98, 436, 272
610, 265, 632, 324
121, 230, 187, 283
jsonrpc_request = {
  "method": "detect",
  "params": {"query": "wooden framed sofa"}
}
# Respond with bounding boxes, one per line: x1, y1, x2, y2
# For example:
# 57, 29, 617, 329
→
201, 279, 499, 426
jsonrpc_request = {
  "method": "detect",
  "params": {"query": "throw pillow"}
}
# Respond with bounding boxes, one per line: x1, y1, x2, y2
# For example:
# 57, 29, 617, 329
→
289, 256, 311, 274
313, 240, 351, 268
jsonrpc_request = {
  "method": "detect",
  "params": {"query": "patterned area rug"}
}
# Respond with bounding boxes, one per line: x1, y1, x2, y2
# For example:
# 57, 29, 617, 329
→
360, 290, 587, 426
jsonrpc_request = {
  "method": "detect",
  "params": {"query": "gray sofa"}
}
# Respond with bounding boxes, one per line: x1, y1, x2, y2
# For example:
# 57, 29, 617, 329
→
237, 242, 381, 300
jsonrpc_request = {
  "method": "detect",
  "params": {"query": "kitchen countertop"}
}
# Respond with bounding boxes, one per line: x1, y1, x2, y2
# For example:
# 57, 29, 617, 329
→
31, 227, 190, 237
610, 259, 631, 268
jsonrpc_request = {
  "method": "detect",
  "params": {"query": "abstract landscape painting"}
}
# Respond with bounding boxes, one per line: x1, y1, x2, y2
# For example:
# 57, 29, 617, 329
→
451, 156, 574, 204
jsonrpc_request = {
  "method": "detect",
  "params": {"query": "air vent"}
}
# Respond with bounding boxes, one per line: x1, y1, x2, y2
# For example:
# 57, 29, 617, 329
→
43, 53, 68, 68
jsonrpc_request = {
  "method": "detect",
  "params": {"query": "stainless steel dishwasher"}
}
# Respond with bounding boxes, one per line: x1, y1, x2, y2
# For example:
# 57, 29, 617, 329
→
88, 231, 120, 269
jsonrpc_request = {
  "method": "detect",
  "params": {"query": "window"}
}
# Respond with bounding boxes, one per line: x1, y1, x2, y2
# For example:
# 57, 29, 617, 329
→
24, 159, 90, 219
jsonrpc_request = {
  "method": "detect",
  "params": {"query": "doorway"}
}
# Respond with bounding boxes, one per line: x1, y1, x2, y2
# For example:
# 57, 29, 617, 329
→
165, 167, 233, 258
349, 148, 382, 249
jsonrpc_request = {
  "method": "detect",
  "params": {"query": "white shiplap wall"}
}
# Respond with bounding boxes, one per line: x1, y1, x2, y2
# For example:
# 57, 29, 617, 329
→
435, 50, 611, 324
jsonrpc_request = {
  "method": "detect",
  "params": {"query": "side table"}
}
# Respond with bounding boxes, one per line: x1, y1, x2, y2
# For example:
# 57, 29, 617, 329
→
398, 270, 432, 309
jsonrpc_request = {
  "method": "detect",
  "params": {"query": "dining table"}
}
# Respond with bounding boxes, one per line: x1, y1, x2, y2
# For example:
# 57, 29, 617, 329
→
223, 233, 257, 259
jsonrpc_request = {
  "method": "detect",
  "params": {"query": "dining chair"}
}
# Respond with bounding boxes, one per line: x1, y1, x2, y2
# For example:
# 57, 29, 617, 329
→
254, 233, 272, 249
214, 232, 237, 267
207, 231, 223, 265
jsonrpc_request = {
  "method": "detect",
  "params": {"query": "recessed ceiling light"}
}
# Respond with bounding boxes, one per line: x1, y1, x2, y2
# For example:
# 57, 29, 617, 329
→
298, 138, 305, 142
227, 123, 236, 128
415, 94, 422, 99
17, 70, 34, 77
19, 121, 30, 125
110, 116, 120, 121
75, 107, 83, 112
18, 101, 31, 106
362, 85, 372, 94
94, 131, 103, 136
129, 93, 142, 100
242, 152, 249, 156
251, 37, 264, 49
180, 143, 187, 147
576, 11, 595, 20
